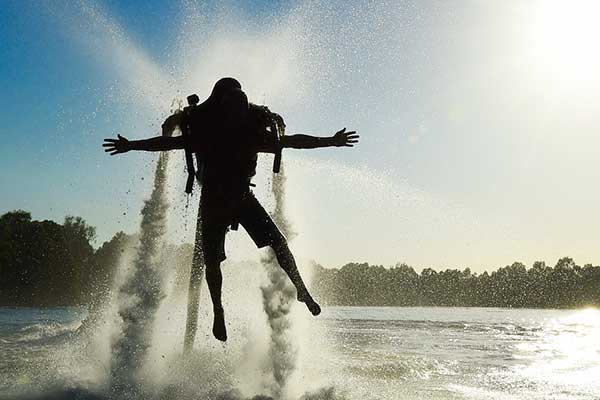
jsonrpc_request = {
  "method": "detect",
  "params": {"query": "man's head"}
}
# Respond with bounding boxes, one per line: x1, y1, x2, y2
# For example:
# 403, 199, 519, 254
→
208, 77, 242, 104
221, 88, 249, 129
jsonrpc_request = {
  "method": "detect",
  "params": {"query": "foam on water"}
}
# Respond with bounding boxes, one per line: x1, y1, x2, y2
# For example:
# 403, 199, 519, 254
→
5, 306, 600, 399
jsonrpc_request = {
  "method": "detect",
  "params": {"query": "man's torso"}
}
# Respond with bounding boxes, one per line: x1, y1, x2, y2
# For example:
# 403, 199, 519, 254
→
185, 104, 277, 200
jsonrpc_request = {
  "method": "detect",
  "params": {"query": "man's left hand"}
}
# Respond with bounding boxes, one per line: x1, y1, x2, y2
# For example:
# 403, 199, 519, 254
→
333, 128, 359, 147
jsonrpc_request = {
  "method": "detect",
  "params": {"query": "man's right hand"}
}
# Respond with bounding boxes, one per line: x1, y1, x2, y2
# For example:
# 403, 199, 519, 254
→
103, 134, 131, 155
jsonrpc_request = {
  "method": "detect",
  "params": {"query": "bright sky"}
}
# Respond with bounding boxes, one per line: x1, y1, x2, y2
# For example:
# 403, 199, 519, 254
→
1, 0, 599, 272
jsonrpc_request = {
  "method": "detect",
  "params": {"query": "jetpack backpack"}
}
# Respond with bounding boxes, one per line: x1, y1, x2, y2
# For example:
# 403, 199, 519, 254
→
161, 97, 287, 195
161, 94, 202, 194
181, 94, 202, 194
249, 103, 286, 173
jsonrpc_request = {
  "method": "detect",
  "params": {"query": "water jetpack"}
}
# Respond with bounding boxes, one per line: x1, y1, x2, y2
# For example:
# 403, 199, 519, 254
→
162, 94, 200, 194
270, 112, 286, 173
182, 94, 201, 194
250, 104, 286, 173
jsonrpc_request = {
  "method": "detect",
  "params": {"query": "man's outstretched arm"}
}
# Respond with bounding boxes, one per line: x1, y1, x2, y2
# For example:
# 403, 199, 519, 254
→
103, 134, 186, 155
281, 128, 359, 149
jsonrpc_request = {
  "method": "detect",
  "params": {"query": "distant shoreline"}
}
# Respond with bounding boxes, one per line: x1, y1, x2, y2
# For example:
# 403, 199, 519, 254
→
3, 210, 599, 311
0, 304, 595, 311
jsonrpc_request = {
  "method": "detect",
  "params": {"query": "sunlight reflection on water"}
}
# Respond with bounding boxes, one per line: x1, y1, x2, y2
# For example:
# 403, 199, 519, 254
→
516, 308, 600, 390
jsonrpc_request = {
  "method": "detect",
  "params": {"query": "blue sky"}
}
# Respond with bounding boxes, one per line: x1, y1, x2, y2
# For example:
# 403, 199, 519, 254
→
2, 0, 600, 271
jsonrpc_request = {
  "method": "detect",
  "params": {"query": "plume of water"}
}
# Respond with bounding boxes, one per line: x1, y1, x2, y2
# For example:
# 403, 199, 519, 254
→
260, 163, 298, 397
183, 207, 205, 352
110, 152, 170, 395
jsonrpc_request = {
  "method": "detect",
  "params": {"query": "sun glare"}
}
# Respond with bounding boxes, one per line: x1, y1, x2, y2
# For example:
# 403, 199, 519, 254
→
531, 0, 600, 83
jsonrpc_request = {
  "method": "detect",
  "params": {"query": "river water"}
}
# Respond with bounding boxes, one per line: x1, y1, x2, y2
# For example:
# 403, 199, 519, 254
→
1, 306, 599, 399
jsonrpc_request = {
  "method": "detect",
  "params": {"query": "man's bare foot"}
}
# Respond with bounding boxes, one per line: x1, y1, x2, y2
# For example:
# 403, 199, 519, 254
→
297, 290, 321, 316
212, 307, 227, 341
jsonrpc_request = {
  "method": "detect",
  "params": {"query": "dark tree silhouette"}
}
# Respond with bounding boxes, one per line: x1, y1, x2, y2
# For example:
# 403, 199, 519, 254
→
1, 211, 94, 305
310, 258, 600, 309
1, 210, 599, 309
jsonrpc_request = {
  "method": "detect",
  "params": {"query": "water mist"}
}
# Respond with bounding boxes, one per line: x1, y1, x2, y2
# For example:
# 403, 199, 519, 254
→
110, 152, 170, 395
260, 164, 298, 398
183, 206, 205, 352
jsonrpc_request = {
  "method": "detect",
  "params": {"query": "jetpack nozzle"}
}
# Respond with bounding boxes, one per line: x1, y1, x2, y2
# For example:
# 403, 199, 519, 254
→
187, 94, 199, 106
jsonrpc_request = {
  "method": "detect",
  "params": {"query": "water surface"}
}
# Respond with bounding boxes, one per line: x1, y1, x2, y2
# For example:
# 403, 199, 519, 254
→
1, 306, 598, 399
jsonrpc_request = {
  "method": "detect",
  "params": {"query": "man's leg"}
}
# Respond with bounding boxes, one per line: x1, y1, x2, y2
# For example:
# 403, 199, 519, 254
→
205, 259, 227, 341
239, 192, 321, 316
201, 207, 229, 342
270, 238, 321, 316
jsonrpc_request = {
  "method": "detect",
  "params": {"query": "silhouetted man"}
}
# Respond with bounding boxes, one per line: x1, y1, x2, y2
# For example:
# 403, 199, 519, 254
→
104, 78, 359, 341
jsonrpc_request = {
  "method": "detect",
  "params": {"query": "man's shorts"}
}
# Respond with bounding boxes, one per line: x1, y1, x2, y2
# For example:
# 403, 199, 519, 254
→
200, 191, 285, 265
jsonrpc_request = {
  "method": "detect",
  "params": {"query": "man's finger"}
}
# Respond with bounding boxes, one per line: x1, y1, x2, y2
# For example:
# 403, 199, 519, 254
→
104, 147, 115, 152
102, 143, 116, 147
345, 131, 357, 135
336, 127, 346, 135
117, 134, 125, 140
104, 139, 118, 143
344, 144, 354, 147
347, 139, 358, 143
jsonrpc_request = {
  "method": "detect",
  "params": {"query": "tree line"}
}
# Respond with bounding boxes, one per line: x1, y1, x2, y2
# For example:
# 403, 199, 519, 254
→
0, 210, 129, 306
310, 259, 600, 308
1, 210, 599, 309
